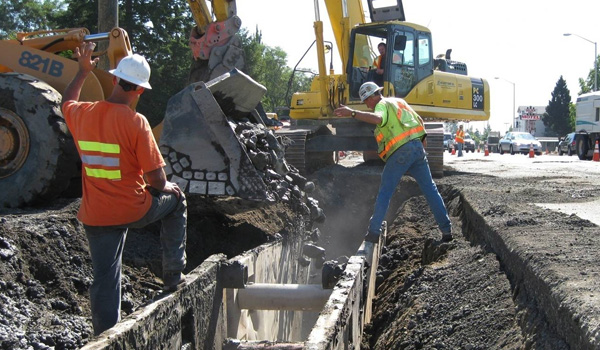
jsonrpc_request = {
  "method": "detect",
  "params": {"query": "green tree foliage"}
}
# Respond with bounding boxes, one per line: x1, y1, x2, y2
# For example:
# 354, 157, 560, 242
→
577, 56, 599, 95
569, 102, 576, 131
0, 0, 65, 39
239, 28, 313, 115
542, 76, 572, 136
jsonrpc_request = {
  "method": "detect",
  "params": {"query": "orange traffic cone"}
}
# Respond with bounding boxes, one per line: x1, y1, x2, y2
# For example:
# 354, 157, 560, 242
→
593, 140, 600, 162
484, 143, 489, 156
451, 145, 456, 155
529, 143, 535, 158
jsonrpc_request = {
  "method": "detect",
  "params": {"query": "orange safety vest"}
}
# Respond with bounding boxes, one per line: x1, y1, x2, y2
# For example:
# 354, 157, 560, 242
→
455, 129, 465, 144
374, 98, 427, 161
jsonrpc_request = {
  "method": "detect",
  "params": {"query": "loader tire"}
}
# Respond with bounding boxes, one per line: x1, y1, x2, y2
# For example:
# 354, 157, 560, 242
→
0, 73, 79, 208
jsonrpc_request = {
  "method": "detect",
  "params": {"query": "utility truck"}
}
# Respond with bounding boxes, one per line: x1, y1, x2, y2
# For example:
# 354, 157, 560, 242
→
574, 91, 600, 160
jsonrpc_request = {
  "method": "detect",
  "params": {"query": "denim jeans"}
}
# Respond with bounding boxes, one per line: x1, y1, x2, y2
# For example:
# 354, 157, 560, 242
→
456, 142, 464, 157
84, 190, 187, 335
368, 139, 451, 235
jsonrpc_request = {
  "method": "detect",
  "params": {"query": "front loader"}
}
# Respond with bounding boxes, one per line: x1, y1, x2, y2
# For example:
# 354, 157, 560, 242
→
0, 27, 131, 208
0, 27, 312, 212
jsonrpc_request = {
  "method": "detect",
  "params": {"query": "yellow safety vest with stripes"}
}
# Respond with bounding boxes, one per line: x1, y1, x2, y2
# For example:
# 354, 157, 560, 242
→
374, 98, 427, 161
78, 141, 122, 180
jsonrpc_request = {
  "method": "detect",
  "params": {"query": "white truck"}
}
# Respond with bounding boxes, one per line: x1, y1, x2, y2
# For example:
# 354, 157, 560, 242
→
574, 91, 600, 160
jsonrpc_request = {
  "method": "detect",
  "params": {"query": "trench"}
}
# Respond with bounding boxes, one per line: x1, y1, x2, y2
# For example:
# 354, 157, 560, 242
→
309, 165, 569, 349
76, 164, 582, 349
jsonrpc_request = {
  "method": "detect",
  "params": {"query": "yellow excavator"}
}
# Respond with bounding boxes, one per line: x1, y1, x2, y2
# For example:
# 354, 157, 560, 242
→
278, 0, 490, 175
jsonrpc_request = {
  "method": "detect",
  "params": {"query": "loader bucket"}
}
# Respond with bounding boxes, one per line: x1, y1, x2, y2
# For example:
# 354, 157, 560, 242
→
159, 69, 276, 201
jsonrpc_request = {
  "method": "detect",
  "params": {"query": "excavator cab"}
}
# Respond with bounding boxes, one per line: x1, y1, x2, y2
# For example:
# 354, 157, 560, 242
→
346, 20, 487, 121
347, 22, 433, 100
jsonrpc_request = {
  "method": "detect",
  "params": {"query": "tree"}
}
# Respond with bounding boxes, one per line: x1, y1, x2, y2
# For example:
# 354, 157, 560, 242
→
542, 76, 572, 137
577, 55, 600, 95
239, 27, 312, 114
0, 0, 65, 39
569, 102, 576, 131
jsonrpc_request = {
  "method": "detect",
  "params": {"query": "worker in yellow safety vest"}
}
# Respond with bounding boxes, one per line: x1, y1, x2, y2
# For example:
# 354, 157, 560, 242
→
455, 124, 465, 157
333, 82, 453, 244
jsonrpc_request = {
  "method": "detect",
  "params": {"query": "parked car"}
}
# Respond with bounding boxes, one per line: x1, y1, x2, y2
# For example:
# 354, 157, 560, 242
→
498, 132, 542, 155
464, 133, 475, 152
558, 132, 576, 156
444, 132, 454, 152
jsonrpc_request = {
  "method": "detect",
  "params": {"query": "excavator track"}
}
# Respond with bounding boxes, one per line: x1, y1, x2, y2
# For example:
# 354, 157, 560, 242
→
283, 131, 309, 174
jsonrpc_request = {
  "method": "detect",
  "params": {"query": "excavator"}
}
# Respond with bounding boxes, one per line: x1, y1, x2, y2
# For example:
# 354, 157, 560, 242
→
278, 0, 490, 176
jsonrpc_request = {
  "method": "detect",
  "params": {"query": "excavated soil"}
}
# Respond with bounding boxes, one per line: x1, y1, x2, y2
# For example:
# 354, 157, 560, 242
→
1, 158, 596, 349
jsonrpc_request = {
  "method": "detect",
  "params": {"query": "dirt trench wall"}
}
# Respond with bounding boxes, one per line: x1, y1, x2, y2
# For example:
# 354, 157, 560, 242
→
458, 188, 600, 350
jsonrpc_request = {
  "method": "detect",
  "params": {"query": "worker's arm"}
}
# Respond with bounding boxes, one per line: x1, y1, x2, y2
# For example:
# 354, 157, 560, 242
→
62, 42, 99, 106
145, 167, 183, 199
333, 105, 382, 125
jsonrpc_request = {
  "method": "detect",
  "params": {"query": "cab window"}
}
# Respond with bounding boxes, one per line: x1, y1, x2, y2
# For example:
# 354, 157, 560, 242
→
418, 33, 431, 66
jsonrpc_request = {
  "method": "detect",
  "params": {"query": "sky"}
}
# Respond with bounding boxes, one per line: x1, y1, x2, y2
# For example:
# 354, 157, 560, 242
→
235, 0, 599, 133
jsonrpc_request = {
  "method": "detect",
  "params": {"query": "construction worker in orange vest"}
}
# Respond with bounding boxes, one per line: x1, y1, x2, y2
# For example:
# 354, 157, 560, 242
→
62, 42, 187, 335
333, 82, 452, 244
455, 124, 465, 157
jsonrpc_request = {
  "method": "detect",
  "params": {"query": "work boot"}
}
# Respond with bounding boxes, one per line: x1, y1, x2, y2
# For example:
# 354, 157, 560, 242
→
441, 231, 453, 242
162, 271, 186, 292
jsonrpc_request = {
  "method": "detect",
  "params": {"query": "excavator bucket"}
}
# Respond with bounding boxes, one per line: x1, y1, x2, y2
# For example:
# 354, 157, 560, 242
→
159, 69, 288, 201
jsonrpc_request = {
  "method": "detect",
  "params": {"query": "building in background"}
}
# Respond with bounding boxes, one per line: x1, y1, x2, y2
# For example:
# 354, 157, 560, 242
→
514, 106, 547, 136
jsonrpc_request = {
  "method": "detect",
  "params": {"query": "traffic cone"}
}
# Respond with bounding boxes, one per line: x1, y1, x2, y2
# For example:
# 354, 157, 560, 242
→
529, 143, 535, 158
451, 145, 456, 155
484, 143, 489, 156
593, 140, 600, 162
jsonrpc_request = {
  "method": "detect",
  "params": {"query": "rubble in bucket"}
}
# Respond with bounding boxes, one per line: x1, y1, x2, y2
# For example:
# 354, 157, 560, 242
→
159, 69, 325, 222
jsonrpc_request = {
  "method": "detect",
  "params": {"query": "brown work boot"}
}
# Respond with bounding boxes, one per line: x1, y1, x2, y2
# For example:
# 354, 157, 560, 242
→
162, 272, 186, 292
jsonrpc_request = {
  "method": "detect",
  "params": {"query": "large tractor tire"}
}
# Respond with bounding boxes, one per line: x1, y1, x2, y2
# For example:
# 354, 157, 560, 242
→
0, 73, 79, 208
576, 135, 589, 160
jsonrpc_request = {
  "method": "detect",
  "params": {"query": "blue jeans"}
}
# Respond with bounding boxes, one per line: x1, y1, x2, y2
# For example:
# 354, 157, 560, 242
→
368, 139, 451, 235
456, 142, 464, 157
84, 190, 187, 335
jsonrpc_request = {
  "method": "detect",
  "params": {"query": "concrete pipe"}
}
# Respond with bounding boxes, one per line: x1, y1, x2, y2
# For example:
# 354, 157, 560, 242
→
236, 283, 331, 311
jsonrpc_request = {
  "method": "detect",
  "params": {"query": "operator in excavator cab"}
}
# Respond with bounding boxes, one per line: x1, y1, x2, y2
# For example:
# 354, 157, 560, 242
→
333, 82, 453, 244
61, 42, 188, 336
372, 42, 386, 87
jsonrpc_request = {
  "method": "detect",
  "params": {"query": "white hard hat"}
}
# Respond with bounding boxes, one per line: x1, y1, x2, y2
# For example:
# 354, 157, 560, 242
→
359, 82, 383, 102
109, 54, 152, 89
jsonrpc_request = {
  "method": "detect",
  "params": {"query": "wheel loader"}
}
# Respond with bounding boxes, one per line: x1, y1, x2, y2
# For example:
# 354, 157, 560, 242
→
0, 25, 302, 209
0, 27, 132, 208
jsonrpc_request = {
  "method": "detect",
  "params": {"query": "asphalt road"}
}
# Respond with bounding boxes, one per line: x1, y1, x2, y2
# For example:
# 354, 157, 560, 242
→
444, 150, 600, 225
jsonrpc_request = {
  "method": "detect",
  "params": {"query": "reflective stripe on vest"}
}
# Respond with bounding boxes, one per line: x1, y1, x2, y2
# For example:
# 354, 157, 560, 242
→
78, 140, 122, 180
374, 99, 426, 161
79, 141, 120, 153
378, 125, 425, 159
